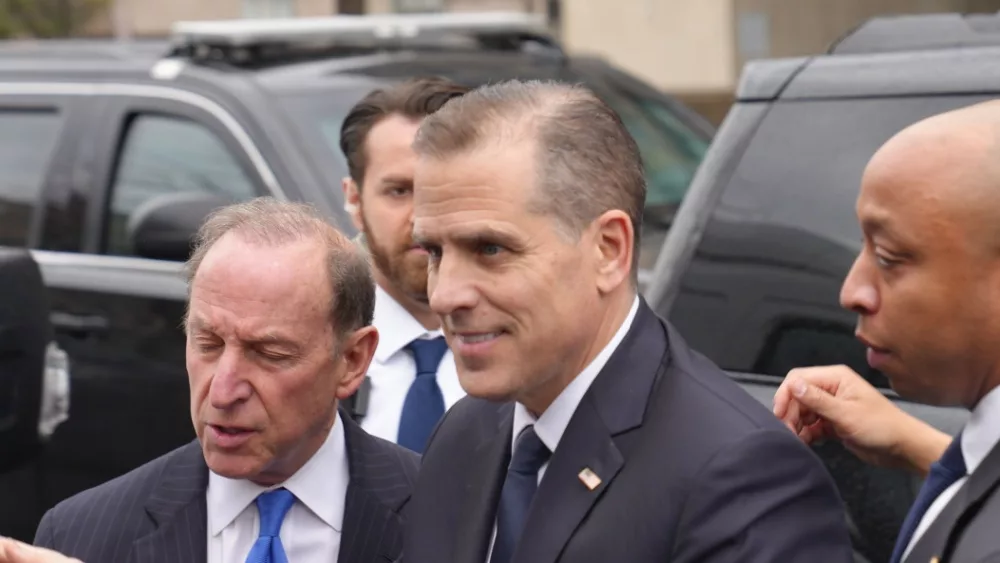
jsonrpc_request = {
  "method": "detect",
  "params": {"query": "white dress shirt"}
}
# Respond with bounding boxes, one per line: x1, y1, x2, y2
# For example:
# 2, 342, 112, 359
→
485, 295, 640, 562
903, 384, 1000, 559
359, 285, 465, 443
207, 411, 350, 563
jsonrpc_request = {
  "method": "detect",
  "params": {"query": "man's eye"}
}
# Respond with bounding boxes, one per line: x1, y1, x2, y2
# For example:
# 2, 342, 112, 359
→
480, 244, 503, 256
874, 252, 900, 269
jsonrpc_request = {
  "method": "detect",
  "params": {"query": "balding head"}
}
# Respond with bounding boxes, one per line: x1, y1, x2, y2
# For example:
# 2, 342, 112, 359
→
841, 99, 1000, 408
864, 100, 1000, 253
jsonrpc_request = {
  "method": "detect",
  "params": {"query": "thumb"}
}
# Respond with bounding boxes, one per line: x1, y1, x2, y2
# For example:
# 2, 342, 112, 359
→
791, 378, 843, 421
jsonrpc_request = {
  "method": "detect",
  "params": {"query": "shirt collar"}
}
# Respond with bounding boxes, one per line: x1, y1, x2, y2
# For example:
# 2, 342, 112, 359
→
372, 285, 443, 364
962, 384, 1000, 474
207, 410, 350, 536
511, 295, 641, 454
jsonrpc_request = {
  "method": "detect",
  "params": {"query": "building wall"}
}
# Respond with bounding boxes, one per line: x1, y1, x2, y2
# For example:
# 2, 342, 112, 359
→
559, 0, 736, 96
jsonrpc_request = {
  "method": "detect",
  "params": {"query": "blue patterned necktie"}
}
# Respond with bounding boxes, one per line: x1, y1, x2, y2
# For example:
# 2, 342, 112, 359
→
889, 433, 967, 563
245, 488, 295, 563
397, 336, 449, 453
490, 425, 552, 563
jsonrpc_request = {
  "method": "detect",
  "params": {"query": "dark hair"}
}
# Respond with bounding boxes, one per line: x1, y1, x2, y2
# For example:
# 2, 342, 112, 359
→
412, 79, 646, 283
339, 76, 470, 186
184, 197, 375, 336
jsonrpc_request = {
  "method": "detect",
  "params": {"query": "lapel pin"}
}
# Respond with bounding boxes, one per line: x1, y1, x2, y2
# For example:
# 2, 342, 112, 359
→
578, 467, 601, 491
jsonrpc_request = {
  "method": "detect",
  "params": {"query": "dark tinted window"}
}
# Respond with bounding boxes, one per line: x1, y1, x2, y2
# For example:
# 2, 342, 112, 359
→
667, 95, 994, 389
105, 114, 260, 258
0, 110, 63, 246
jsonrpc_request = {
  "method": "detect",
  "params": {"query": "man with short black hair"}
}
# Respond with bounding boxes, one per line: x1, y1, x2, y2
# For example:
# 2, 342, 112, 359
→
339, 77, 470, 452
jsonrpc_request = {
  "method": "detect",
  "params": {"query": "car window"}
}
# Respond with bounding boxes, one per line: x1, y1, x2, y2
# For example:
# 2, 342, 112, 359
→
104, 114, 259, 257
0, 110, 63, 247
667, 95, 994, 390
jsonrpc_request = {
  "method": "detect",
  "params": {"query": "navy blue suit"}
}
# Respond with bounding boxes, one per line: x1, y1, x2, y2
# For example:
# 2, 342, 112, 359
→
404, 300, 854, 563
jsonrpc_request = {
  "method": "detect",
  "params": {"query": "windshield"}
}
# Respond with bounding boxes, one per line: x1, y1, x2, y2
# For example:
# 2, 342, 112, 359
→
275, 81, 709, 277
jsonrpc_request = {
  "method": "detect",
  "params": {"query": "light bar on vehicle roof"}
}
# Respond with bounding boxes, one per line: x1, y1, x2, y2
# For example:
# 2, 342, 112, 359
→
170, 12, 550, 47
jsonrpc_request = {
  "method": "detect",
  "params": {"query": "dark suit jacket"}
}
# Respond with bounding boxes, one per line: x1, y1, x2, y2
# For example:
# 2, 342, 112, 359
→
404, 300, 854, 563
33, 410, 419, 563
903, 438, 1000, 563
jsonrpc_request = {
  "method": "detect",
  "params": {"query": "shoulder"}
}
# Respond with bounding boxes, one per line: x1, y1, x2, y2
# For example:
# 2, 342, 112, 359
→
661, 321, 794, 437
35, 441, 203, 550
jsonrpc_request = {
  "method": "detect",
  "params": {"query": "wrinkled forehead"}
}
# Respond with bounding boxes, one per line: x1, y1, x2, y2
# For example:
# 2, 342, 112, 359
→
412, 147, 538, 236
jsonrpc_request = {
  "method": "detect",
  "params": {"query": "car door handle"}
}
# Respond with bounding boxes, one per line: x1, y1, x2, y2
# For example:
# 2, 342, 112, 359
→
50, 312, 110, 333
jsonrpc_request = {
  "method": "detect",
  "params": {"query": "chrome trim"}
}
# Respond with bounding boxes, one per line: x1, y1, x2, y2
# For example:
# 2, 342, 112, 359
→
32, 250, 187, 300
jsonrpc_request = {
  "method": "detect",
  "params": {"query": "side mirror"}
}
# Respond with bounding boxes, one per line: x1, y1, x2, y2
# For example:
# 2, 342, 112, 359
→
0, 248, 55, 471
127, 192, 234, 262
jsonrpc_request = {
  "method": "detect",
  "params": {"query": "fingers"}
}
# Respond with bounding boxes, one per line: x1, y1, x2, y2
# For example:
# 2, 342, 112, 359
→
0, 539, 81, 563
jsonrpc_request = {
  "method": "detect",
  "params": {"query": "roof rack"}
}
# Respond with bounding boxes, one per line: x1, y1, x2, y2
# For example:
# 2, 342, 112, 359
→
168, 11, 562, 66
828, 12, 1000, 55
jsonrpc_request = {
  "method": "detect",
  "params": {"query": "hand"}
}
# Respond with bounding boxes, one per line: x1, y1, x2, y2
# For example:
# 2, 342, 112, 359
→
0, 539, 82, 563
773, 365, 951, 476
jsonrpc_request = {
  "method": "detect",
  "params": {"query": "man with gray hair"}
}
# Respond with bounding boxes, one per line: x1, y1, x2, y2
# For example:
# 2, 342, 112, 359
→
21, 198, 420, 563
404, 80, 854, 562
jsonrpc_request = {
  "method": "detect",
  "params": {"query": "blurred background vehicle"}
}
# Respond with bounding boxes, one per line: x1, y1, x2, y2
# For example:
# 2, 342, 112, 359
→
645, 11, 1000, 563
0, 10, 713, 541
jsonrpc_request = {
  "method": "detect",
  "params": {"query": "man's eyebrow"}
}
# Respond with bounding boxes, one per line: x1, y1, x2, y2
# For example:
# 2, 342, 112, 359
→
379, 175, 413, 187
451, 226, 521, 247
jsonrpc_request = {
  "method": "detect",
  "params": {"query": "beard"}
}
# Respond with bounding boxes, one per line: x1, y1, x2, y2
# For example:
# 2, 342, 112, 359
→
361, 217, 429, 304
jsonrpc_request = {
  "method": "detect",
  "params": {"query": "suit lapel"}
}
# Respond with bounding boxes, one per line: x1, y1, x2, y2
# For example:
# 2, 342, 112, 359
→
904, 438, 1000, 563
454, 403, 515, 563
129, 441, 209, 563
515, 301, 670, 563
339, 411, 414, 563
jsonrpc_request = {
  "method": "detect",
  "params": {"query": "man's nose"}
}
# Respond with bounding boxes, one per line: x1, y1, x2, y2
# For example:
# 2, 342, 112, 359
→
428, 253, 479, 317
840, 253, 880, 315
208, 347, 252, 409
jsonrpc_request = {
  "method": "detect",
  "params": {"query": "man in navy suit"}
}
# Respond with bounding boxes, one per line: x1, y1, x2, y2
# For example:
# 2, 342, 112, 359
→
22, 199, 419, 563
403, 79, 855, 563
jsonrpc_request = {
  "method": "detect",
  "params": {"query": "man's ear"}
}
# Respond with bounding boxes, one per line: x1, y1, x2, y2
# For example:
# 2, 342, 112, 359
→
336, 325, 379, 400
342, 176, 364, 231
592, 210, 634, 295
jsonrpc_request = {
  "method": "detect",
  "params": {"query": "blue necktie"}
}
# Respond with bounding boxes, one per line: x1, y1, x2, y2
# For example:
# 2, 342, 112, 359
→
490, 425, 552, 563
245, 488, 295, 563
397, 336, 449, 453
889, 433, 967, 563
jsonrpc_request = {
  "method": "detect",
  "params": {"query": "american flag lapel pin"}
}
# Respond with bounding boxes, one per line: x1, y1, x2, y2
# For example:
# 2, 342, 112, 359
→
578, 467, 601, 491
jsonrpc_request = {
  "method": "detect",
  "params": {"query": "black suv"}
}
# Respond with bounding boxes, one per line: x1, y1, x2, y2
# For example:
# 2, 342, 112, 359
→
644, 12, 1000, 563
0, 13, 713, 540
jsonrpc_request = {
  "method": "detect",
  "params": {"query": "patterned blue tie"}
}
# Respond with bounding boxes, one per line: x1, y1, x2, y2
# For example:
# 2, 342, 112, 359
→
889, 433, 966, 563
245, 488, 295, 563
490, 425, 552, 563
397, 336, 449, 453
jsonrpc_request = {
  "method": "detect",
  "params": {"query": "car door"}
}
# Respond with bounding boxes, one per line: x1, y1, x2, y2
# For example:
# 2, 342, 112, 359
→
33, 85, 281, 526
0, 91, 91, 541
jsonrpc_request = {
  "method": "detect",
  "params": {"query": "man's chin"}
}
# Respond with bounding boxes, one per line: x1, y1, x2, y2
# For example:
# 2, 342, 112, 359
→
202, 447, 262, 480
